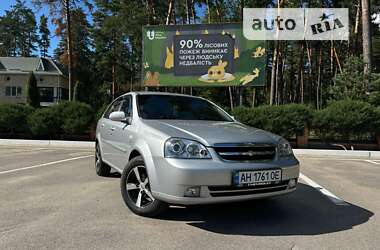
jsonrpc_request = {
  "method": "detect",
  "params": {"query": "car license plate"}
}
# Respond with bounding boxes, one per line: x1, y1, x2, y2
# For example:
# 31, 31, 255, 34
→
234, 169, 282, 186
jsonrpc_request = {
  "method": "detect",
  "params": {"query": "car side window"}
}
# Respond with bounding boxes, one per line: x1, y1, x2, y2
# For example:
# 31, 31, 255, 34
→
121, 96, 133, 117
103, 99, 122, 119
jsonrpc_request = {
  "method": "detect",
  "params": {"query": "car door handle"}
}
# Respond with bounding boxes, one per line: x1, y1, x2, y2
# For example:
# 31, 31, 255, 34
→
110, 127, 115, 131
101, 123, 105, 128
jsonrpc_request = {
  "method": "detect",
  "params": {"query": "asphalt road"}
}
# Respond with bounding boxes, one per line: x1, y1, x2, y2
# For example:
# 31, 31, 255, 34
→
0, 146, 379, 250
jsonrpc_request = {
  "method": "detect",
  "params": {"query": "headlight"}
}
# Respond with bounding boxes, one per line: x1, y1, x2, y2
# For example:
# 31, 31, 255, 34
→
164, 138, 211, 159
278, 139, 293, 157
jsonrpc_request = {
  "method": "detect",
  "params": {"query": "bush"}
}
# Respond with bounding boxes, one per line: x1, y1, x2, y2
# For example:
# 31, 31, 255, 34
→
313, 100, 376, 140
52, 101, 94, 135
232, 104, 313, 139
95, 103, 108, 122
27, 101, 94, 138
0, 104, 34, 134
27, 107, 61, 138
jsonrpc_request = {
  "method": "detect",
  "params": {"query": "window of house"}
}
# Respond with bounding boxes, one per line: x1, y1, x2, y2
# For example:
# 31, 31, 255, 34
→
39, 87, 54, 102
5, 86, 22, 97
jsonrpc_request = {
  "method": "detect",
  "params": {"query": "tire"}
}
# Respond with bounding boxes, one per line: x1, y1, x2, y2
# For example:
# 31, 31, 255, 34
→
120, 156, 167, 217
95, 142, 111, 176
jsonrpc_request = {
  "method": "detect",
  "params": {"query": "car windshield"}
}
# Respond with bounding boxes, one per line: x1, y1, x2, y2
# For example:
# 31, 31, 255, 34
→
137, 94, 233, 121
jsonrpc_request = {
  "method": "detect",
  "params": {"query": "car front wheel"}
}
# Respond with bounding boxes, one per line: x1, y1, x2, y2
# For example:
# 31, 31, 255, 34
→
120, 156, 167, 217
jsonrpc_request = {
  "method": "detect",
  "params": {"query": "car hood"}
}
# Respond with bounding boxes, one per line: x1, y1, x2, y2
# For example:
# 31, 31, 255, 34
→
142, 120, 281, 146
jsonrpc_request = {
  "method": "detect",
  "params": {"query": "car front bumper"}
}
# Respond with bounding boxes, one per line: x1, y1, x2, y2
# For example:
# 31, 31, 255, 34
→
150, 154, 300, 205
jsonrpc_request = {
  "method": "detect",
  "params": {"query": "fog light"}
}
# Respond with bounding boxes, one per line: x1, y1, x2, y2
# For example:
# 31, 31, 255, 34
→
288, 179, 297, 188
184, 186, 200, 197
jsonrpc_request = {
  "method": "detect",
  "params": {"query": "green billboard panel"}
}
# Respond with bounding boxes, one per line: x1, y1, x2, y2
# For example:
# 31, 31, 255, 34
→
142, 23, 266, 87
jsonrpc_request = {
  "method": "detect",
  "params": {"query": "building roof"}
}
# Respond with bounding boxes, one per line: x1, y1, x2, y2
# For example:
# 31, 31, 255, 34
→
0, 57, 65, 76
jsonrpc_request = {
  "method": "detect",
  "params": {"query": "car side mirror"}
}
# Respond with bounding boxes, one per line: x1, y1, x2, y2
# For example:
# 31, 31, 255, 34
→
109, 111, 126, 122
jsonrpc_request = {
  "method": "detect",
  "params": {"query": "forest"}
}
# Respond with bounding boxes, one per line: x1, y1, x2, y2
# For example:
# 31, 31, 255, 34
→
1, 0, 380, 146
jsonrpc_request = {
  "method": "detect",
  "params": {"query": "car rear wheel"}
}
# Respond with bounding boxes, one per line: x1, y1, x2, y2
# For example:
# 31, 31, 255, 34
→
120, 156, 167, 217
95, 142, 111, 176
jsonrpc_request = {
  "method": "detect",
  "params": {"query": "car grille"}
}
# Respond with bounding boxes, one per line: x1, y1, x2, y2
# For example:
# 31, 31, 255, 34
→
208, 181, 289, 197
213, 144, 276, 161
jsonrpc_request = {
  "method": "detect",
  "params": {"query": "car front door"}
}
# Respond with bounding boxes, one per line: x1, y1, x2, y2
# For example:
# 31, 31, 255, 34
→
107, 95, 134, 171
100, 98, 123, 166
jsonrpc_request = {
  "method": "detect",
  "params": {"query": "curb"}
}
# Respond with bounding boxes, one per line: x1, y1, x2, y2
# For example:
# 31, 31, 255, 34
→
0, 139, 380, 158
293, 149, 380, 159
0, 139, 95, 148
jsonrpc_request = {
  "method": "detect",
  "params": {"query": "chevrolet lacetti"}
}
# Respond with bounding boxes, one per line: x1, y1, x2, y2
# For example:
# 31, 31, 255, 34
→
95, 92, 300, 217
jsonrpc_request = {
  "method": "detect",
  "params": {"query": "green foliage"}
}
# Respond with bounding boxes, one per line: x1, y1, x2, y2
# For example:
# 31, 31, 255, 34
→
27, 101, 94, 138
232, 104, 313, 139
27, 107, 60, 138
95, 103, 108, 122
26, 72, 40, 108
0, 0, 38, 56
330, 56, 380, 103
313, 100, 376, 140
368, 72, 380, 106
0, 104, 34, 134
330, 57, 368, 101
38, 14, 50, 58
54, 101, 94, 135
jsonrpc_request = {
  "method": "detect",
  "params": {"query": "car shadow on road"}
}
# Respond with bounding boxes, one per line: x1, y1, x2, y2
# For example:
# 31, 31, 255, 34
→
157, 183, 374, 236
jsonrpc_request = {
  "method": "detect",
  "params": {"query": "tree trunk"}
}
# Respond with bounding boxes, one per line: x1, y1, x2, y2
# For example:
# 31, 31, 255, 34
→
185, 0, 190, 24
166, 0, 174, 25
353, 1, 361, 56
334, 48, 342, 73
316, 48, 322, 110
297, 41, 305, 104
65, 0, 73, 101
191, 0, 196, 23
361, 0, 372, 86
229, 86, 234, 111
306, 42, 312, 104
270, 42, 278, 106
215, 0, 222, 23
240, 0, 244, 21
206, 0, 211, 24
251, 88, 256, 108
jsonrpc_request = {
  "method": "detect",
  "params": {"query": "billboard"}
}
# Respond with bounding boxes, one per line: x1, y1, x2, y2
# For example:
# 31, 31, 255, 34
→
142, 23, 266, 87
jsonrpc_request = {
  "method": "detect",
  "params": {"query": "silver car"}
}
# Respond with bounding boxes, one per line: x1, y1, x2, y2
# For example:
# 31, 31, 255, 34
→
95, 92, 299, 217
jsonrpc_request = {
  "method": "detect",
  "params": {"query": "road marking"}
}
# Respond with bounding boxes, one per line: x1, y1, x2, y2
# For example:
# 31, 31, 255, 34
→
297, 156, 376, 161
365, 160, 380, 165
299, 173, 348, 206
0, 148, 52, 158
0, 155, 93, 175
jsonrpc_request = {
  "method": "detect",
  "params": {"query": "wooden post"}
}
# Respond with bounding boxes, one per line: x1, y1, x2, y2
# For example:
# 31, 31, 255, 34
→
296, 127, 309, 148
251, 88, 256, 108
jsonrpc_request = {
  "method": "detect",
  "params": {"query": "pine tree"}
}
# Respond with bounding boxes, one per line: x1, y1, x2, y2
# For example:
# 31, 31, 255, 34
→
26, 72, 40, 108
38, 15, 50, 58
0, 0, 38, 56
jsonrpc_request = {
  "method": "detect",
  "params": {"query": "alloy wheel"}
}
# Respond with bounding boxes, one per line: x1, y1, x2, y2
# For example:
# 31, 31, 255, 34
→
126, 166, 155, 208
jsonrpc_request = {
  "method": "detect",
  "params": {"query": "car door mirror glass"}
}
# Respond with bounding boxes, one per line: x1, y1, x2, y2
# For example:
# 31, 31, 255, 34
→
109, 111, 126, 122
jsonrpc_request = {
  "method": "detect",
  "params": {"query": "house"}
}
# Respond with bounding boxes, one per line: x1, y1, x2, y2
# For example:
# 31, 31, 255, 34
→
0, 57, 68, 106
